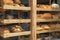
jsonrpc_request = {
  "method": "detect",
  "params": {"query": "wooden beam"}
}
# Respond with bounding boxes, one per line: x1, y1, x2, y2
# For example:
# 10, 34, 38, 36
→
3, 4, 31, 11
1, 19, 60, 24
1, 6, 60, 11
30, 0, 37, 40
1, 19, 31, 24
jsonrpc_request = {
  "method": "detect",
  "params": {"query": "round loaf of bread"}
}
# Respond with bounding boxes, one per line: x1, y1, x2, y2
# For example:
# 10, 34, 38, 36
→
41, 13, 52, 19
11, 25, 22, 32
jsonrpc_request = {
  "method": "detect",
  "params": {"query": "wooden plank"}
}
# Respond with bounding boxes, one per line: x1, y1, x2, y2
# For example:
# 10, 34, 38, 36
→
37, 8, 60, 11
37, 19, 59, 22
37, 38, 42, 40
1, 29, 60, 38
30, 0, 37, 40
0, 19, 60, 24
1, 19, 31, 24
0, 31, 30, 38
1, 5, 60, 11
3, 4, 31, 11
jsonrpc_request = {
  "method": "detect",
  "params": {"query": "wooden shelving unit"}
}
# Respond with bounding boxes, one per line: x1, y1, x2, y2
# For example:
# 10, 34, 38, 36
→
0, 0, 60, 40
0, 29, 60, 38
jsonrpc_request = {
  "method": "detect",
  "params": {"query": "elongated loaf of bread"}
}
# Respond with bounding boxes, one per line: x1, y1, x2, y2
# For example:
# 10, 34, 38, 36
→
3, 0, 13, 4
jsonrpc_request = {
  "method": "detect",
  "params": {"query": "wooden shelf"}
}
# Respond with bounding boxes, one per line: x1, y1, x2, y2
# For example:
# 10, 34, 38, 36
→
0, 0, 60, 40
1, 19, 31, 24
3, 4, 31, 11
37, 8, 60, 11
37, 19, 59, 22
0, 29, 60, 38
0, 19, 60, 24
0, 31, 30, 38
1, 5, 60, 11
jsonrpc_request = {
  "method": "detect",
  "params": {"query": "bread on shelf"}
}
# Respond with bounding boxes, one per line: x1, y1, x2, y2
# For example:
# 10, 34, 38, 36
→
51, 3, 59, 9
36, 26, 44, 31
48, 24, 56, 30
11, 25, 23, 32
37, 13, 52, 19
37, 14, 43, 19
0, 27, 10, 35
3, 0, 13, 5
37, 4, 52, 9
56, 24, 60, 29
41, 25, 50, 30
41, 13, 52, 19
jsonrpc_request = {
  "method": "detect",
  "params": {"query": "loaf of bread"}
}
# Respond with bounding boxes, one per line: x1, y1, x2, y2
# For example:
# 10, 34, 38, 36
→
11, 25, 22, 32
41, 25, 50, 30
56, 24, 60, 29
3, 0, 13, 4
37, 14, 43, 19
49, 24, 56, 30
41, 13, 52, 19
37, 4, 51, 9
0, 27, 10, 34
36, 26, 44, 31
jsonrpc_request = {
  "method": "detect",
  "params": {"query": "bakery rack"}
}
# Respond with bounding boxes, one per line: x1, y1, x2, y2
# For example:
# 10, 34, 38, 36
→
0, 0, 60, 40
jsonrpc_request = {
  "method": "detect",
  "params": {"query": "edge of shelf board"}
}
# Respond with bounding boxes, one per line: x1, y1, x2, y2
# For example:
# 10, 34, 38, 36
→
1, 19, 31, 24
0, 29, 60, 38
37, 19, 59, 22
3, 4, 31, 11
1, 5, 60, 11
37, 8, 60, 11
1, 19, 59, 24
0, 31, 30, 38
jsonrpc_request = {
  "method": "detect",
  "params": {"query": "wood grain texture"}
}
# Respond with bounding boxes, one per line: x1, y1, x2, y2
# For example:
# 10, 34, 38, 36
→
30, 0, 37, 40
1, 29, 60, 38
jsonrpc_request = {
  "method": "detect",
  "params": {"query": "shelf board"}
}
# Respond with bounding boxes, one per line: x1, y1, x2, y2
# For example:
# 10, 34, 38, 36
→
0, 31, 30, 38
37, 19, 59, 22
0, 19, 59, 24
0, 29, 60, 38
3, 4, 31, 11
1, 19, 31, 24
37, 38, 42, 40
1, 5, 60, 11
37, 8, 60, 11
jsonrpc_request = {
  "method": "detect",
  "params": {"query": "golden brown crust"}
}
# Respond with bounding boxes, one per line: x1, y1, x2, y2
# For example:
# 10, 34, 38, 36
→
11, 25, 22, 32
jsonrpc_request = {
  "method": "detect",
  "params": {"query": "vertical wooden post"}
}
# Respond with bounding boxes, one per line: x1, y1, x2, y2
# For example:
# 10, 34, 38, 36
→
49, 0, 51, 5
30, 0, 37, 40
17, 11, 20, 40
29, 0, 31, 6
